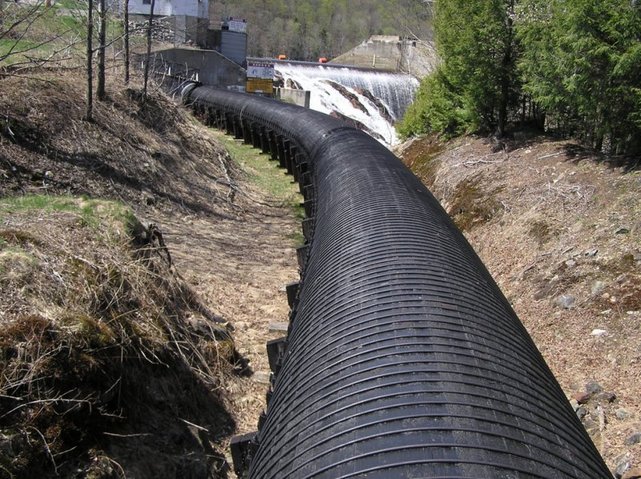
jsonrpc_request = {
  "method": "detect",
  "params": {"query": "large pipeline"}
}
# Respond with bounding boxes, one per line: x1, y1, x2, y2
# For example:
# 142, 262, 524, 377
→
182, 83, 613, 479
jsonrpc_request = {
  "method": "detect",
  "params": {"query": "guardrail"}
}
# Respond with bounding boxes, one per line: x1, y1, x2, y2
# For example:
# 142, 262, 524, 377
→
182, 83, 614, 479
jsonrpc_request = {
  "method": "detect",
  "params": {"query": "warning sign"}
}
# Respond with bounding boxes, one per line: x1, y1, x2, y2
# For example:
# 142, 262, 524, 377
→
246, 78, 274, 95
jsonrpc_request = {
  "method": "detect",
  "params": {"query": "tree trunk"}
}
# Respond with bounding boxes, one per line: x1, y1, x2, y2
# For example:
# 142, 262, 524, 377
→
143, 0, 156, 98
85, 0, 94, 121
97, 0, 106, 100
124, 0, 129, 84
497, 0, 515, 137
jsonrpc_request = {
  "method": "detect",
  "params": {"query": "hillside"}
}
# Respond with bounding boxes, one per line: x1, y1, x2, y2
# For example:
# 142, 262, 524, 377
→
398, 134, 641, 478
211, 0, 433, 61
0, 73, 300, 478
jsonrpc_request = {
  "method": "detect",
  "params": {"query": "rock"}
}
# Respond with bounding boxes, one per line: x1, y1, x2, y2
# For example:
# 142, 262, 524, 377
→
585, 248, 599, 257
268, 321, 289, 332
586, 381, 604, 395
615, 408, 631, 420
573, 391, 593, 404
591, 280, 606, 295
622, 468, 641, 479
617, 462, 632, 478
253, 371, 272, 385
591, 329, 608, 337
583, 418, 599, 434
615, 453, 632, 478
557, 294, 576, 309
569, 398, 580, 411
624, 432, 641, 446
565, 259, 577, 268
576, 406, 588, 420
616, 227, 631, 234
596, 391, 617, 403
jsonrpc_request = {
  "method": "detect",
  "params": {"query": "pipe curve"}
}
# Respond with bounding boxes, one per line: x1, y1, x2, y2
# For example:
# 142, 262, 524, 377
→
182, 84, 613, 479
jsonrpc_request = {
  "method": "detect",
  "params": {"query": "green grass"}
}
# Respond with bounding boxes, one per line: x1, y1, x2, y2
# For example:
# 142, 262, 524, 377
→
0, 2, 106, 67
0, 195, 79, 214
212, 131, 306, 244
0, 38, 41, 64
215, 132, 303, 209
0, 195, 134, 231
56, 0, 85, 8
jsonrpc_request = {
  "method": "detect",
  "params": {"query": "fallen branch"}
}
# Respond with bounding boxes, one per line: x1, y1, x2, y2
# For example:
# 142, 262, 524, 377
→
453, 157, 506, 168
537, 152, 562, 160
27, 426, 58, 474
102, 432, 152, 438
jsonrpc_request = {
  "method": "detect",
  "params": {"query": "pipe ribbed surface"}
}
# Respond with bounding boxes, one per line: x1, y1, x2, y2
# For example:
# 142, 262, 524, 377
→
183, 85, 613, 479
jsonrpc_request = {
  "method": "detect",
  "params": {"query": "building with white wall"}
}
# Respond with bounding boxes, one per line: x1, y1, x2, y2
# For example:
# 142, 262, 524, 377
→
124, 0, 210, 46
127, 0, 209, 20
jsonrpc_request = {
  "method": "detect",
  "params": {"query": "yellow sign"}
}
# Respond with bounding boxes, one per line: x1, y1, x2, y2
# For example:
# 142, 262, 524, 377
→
246, 78, 274, 95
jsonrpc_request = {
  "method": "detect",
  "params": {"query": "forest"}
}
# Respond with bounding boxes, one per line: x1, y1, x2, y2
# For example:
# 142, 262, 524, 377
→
399, 0, 641, 156
210, 0, 433, 60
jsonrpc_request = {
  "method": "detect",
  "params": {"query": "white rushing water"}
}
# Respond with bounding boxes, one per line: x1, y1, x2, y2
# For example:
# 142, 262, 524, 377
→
275, 63, 419, 146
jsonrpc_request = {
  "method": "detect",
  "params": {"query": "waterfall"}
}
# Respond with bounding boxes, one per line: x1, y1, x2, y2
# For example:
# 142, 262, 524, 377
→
274, 63, 418, 146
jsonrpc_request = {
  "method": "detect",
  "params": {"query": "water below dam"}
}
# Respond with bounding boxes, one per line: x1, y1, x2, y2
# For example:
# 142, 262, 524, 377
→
274, 63, 419, 146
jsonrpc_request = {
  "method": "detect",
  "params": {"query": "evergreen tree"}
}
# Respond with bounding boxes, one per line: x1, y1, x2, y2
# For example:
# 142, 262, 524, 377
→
399, 0, 519, 137
517, 0, 641, 154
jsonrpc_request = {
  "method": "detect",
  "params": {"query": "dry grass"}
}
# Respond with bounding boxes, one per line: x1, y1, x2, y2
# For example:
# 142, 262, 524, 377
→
0, 68, 304, 478
0, 71, 241, 218
394, 134, 444, 189
0, 69, 257, 477
0, 198, 239, 478
445, 176, 504, 232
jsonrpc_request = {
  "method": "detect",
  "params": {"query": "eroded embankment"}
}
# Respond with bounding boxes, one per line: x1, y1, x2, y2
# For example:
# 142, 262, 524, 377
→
0, 73, 300, 478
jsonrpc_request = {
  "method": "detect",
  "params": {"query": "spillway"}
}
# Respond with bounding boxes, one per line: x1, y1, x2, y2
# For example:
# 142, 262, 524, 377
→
275, 62, 419, 146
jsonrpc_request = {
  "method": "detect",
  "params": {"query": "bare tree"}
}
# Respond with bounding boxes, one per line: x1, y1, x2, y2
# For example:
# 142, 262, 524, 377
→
1, 1, 51, 65
124, 0, 130, 84
143, 0, 156, 97
97, 0, 106, 100
1, 1, 86, 76
85, 0, 94, 121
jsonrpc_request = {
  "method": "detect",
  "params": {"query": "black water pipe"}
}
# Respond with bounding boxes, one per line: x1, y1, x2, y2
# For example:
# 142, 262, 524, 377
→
182, 83, 613, 479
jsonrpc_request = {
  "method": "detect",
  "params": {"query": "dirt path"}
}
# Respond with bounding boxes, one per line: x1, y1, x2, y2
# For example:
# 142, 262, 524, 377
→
154, 132, 302, 442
